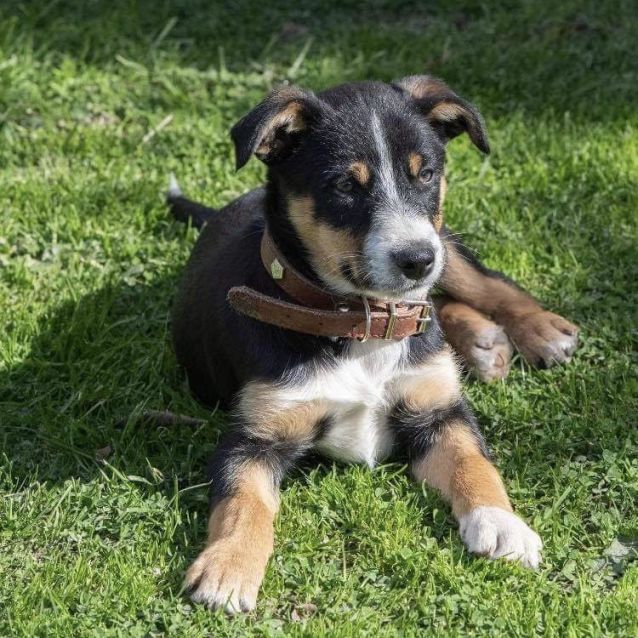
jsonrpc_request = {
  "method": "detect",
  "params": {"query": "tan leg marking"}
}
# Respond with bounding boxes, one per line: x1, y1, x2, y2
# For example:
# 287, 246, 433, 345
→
399, 350, 510, 518
185, 463, 278, 613
413, 422, 511, 519
398, 347, 461, 411
435, 297, 513, 382
414, 422, 543, 567
442, 245, 540, 321
441, 244, 579, 366
239, 381, 328, 441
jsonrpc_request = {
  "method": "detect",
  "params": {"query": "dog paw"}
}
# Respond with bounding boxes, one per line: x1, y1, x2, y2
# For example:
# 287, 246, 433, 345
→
437, 301, 513, 382
459, 506, 542, 569
506, 311, 579, 368
466, 324, 513, 382
185, 541, 264, 613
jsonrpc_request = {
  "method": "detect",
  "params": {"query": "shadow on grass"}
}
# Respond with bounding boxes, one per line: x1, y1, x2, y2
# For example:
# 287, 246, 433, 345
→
0, 276, 215, 480
0, 272, 226, 578
1, 0, 636, 122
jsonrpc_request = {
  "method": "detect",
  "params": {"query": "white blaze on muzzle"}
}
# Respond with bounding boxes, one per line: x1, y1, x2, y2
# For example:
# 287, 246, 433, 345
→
366, 112, 444, 292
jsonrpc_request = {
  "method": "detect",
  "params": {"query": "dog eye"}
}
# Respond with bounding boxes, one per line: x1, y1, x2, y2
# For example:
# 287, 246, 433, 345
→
334, 177, 354, 193
418, 168, 434, 184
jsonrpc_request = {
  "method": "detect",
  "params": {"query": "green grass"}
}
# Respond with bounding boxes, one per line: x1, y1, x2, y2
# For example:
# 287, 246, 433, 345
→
1, 0, 637, 635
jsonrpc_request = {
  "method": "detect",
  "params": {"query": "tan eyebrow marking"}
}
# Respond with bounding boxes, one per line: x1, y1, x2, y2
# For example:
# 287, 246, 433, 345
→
408, 152, 423, 178
349, 161, 370, 186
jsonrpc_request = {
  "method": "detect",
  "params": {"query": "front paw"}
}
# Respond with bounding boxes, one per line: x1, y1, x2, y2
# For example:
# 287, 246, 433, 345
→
467, 324, 513, 382
459, 506, 542, 569
185, 541, 265, 613
506, 311, 579, 367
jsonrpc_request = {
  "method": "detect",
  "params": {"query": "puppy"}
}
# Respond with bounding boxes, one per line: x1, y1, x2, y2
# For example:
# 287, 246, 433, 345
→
170, 77, 576, 612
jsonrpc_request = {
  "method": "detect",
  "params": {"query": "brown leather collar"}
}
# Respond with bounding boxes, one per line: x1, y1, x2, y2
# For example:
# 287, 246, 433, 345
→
227, 228, 432, 341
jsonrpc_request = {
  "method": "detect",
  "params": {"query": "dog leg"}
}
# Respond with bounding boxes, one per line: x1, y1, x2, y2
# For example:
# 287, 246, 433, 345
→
440, 229, 579, 368
186, 382, 325, 613
185, 431, 304, 613
434, 296, 513, 381
392, 348, 542, 567
414, 422, 542, 567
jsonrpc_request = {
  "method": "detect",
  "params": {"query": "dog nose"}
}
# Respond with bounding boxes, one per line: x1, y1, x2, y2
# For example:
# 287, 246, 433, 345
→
392, 243, 436, 280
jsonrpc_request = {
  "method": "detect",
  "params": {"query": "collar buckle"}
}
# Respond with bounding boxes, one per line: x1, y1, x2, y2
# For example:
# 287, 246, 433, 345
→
401, 299, 433, 336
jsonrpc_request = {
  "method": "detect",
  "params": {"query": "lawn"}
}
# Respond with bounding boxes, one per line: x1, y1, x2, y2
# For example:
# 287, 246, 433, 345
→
1, 0, 637, 636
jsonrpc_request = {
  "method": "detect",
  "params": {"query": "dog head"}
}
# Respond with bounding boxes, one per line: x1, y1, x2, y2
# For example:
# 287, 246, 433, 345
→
231, 76, 489, 300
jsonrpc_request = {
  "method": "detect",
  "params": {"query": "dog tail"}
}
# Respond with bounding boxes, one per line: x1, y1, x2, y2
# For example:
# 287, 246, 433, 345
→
166, 174, 217, 229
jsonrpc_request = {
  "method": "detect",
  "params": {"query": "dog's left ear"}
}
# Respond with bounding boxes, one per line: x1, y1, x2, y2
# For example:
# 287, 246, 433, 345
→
394, 75, 490, 154
230, 86, 323, 170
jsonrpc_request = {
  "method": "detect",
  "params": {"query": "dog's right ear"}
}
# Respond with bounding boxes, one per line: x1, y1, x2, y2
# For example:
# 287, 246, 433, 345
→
230, 86, 323, 170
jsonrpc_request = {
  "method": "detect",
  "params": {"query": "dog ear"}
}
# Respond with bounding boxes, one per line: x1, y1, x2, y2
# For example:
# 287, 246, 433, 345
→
230, 86, 323, 170
394, 75, 490, 154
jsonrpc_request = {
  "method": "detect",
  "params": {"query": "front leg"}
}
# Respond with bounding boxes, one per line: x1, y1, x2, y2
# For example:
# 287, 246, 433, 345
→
440, 227, 579, 367
392, 348, 542, 566
414, 420, 541, 567
186, 382, 323, 612
185, 433, 283, 613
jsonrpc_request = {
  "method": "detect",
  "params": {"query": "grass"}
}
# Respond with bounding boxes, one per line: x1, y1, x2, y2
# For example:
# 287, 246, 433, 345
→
1, 0, 637, 635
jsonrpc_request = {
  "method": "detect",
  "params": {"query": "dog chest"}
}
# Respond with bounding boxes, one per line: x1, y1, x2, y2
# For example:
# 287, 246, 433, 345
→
296, 340, 409, 466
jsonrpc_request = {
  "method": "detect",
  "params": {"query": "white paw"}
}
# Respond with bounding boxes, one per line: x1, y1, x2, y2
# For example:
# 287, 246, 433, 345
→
185, 543, 262, 614
459, 506, 542, 569
188, 569, 257, 614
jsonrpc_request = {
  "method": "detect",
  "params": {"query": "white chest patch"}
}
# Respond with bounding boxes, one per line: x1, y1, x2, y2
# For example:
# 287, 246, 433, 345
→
278, 339, 411, 466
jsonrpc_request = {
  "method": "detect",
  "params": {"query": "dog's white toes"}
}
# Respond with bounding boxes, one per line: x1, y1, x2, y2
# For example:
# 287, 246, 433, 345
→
507, 311, 579, 368
218, 578, 247, 615
470, 325, 513, 382
460, 506, 542, 569
185, 543, 261, 613
188, 571, 257, 614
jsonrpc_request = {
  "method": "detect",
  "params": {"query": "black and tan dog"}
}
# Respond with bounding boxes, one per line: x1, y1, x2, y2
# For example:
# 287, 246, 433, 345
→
169, 76, 578, 612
